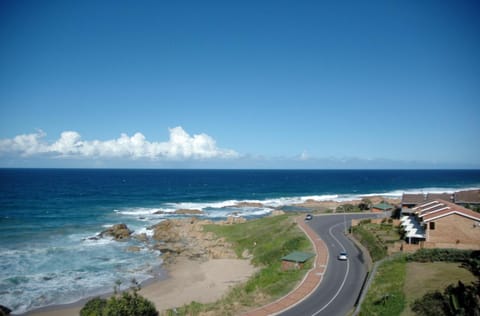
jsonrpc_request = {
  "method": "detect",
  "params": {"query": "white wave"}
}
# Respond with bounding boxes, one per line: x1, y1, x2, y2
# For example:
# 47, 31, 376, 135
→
165, 199, 240, 210
0, 241, 163, 314
81, 235, 116, 246
114, 207, 166, 216
112, 186, 480, 221
134, 227, 154, 237
235, 208, 273, 217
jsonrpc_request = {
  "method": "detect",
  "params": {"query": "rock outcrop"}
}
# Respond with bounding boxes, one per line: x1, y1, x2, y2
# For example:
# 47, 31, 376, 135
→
100, 224, 132, 241
154, 209, 204, 215
224, 216, 247, 224
174, 209, 203, 215
0, 304, 11, 316
149, 218, 237, 264
233, 202, 264, 208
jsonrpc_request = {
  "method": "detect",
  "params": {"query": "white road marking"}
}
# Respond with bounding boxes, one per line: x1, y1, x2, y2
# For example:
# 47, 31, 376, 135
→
312, 222, 350, 316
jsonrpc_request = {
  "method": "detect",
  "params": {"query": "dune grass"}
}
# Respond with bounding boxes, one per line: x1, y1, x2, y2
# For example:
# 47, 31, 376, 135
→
163, 214, 313, 316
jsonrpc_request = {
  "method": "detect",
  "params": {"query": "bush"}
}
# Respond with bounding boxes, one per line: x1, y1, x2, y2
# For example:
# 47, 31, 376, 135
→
351, 225, 387, 261
411, 281, 480, 316
80, 291, 158, 316
407, 249, 474, 263
411, 291, 449, 316
81, 297, 108, 316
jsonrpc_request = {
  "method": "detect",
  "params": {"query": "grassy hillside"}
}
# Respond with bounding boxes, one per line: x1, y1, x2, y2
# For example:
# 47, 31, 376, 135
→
164, 214, 313, 316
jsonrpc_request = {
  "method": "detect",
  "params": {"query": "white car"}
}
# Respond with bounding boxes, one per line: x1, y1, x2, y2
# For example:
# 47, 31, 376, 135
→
338, 252, 348, 261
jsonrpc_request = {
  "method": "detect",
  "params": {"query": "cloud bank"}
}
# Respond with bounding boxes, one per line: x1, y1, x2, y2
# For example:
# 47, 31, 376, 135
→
0, 127, 238, 160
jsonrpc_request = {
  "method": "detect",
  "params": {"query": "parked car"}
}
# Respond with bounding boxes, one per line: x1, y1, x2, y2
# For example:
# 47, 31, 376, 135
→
338, 252, 348, 261
305, 214, 313, 221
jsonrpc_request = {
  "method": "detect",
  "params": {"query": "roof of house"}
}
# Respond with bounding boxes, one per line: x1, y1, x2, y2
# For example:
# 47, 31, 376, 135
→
413, 199, 480, 223
426, 193, 453, 202
402, 194, 425, 205
455, 189, 480, 204
372, 202, 394, 210
281, 251, 315, 263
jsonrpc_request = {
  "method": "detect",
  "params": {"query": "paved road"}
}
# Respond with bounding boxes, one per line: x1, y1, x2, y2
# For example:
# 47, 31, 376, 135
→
279, 213, 377, 316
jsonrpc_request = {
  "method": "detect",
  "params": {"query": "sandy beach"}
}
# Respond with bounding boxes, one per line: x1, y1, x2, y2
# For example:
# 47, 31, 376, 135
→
28, 257, 256, 316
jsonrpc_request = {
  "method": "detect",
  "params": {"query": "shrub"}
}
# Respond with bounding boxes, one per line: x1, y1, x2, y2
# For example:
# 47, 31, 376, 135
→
81, 297, 107, 316
411, 291, 449, 316
407, 249, 474, 263
411, 281, 480, 316
80, 289, 158, 316
351, 225, 387, 261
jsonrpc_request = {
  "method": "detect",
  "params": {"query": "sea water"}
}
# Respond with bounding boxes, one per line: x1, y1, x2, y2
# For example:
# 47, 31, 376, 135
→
1, 169, 479, 313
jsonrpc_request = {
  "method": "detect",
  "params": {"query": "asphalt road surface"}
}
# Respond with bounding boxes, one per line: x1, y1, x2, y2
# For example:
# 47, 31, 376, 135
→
279, 213, 378, 316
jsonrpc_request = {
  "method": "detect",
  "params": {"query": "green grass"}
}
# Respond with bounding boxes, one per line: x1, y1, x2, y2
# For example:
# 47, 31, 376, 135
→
400, 262, 477, 316
351, 221, 403, 261
352, 225, 388, 261
359, 256, 407, 316
163, 214, 313, 315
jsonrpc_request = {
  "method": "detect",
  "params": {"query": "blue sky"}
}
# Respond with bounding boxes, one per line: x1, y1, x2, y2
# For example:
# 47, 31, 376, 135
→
1, 0, 479, 168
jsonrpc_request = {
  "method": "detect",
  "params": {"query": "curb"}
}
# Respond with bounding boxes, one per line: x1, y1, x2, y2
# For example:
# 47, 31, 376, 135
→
242, 216, 328, 316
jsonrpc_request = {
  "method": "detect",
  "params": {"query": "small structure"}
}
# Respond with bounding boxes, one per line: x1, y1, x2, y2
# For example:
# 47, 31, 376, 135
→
371, 202, 394, 213
281, 251, 315, 271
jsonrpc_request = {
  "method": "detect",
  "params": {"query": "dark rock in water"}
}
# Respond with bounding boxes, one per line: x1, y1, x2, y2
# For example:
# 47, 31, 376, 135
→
0, 304, 12, 315
42, 275, 55, 281
234, 202, 264, 208
174, 209, 203, 214
154, 209, 203, 215
126, 246, 142, 252
100, 223, 132, 241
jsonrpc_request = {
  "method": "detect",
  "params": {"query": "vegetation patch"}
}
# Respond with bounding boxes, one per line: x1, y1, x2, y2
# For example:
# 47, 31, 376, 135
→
164, 214, 313, 315
401, 262, 477, 316
80, 281, 158, 316
404, 249, 480, 316
359, 256, 407, 316
351, 219, 402, 262
406, 248, 477, 264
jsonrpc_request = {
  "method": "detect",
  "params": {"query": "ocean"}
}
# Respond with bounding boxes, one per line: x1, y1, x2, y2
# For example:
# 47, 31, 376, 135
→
1, 169, 480, 314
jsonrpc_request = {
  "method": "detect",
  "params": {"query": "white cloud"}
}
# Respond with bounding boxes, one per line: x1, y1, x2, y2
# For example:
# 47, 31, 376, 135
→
0, 127, 238, 160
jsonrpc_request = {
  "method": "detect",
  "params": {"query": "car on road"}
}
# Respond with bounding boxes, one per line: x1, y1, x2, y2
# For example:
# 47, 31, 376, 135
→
338, 252, 348, 261
305, 214, 313, 221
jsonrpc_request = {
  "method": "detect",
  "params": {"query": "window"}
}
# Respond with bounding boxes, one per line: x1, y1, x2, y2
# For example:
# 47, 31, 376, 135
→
429, 222, 435, 230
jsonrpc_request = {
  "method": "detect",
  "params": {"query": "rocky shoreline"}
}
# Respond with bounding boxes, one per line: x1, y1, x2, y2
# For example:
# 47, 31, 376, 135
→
98, 196, 401, 265
98, 215, 252, 267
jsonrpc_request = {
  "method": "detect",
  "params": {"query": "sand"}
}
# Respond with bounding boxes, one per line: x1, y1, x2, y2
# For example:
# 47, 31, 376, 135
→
140, 258, 255, 311
28, 258, 256, 316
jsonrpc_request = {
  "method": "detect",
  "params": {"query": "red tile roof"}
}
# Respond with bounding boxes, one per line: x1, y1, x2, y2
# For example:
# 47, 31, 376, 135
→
427, 193, 454, 202
455, 189, 480, 204
402, 194, 425, 205
414, 199, 480, 223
